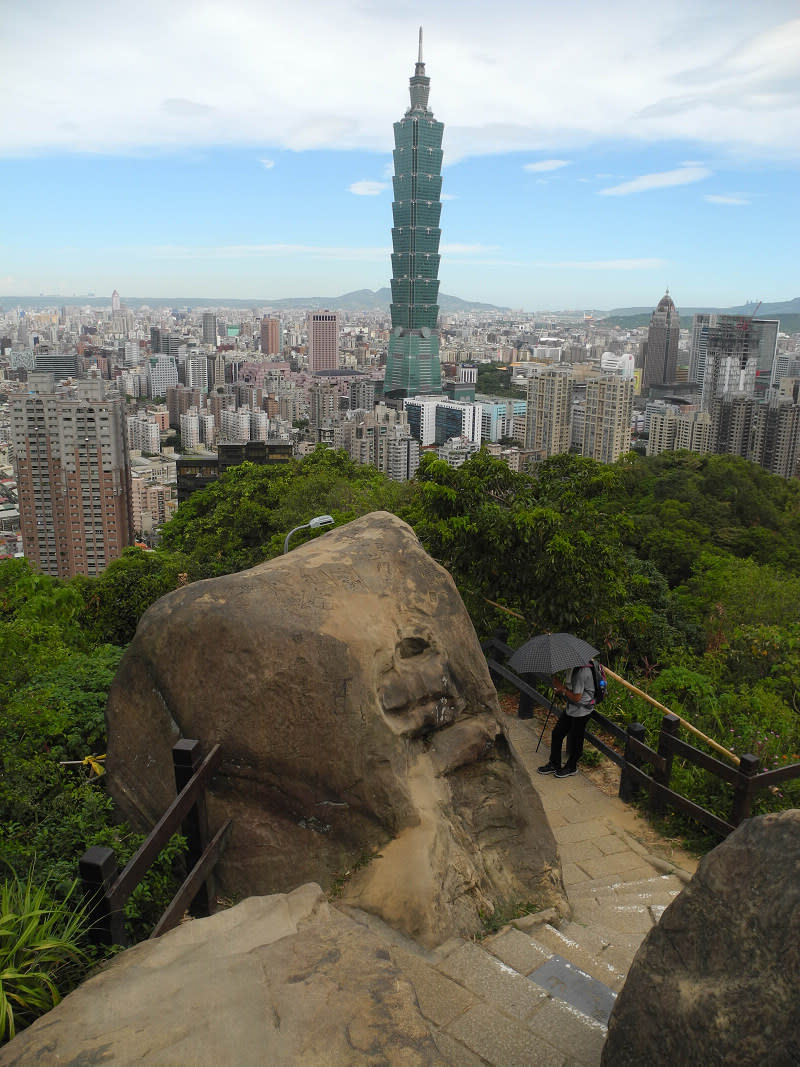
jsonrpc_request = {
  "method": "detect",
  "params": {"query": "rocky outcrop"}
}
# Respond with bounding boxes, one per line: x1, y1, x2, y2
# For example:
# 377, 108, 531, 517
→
105, 512, 561, 947
602, 810, 800, 1066
0, 886, 447, 1067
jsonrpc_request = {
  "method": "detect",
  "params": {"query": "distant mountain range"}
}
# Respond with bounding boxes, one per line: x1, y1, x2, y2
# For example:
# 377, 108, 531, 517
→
604, 297, 800, 319
0, 290, 510, 314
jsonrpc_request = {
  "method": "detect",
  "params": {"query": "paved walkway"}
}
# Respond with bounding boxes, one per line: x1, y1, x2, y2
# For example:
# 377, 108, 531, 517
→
505, 716, 699, 894
373, 714, 702, 1067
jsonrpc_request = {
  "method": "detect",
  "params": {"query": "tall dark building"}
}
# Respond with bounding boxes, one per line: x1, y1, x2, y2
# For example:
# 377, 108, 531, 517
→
642, 290, 680, 389
383, 29, 444, 400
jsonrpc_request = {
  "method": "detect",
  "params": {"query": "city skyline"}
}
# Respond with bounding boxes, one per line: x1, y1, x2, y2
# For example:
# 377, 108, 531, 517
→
2, 1, 799, 310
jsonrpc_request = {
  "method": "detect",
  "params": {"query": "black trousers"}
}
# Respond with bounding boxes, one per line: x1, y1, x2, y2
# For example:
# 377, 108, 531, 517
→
549, 709, 591, 769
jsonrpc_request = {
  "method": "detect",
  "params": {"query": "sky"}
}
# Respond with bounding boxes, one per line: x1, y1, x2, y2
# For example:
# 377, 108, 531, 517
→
2, 0, 799, 312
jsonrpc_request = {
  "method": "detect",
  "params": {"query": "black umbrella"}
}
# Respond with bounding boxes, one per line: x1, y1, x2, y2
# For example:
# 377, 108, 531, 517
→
508, 632, 599, 677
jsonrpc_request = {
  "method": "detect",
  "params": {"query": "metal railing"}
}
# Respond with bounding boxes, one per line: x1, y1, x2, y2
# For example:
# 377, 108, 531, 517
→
483, 636, 800, 839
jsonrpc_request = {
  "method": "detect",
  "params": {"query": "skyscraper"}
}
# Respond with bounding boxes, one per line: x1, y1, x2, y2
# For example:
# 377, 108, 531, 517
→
261, 317, 281, 356
383, 29, 444, 400
202, 313, 218, 347
690, 313, 779, 401
642, 290, 680, 389
308, 311, 339, 373
11, 379, 133, 578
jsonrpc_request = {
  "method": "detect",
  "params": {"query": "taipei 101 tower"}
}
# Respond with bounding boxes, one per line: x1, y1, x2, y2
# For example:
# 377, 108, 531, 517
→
383, 29, 444, 400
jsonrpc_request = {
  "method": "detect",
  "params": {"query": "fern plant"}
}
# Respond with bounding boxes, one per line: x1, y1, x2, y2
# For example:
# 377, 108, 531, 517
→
0, 871, 91, 1044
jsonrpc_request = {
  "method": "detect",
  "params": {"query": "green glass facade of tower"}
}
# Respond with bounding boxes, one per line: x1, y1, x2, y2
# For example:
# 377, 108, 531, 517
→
383, 31, 444, 399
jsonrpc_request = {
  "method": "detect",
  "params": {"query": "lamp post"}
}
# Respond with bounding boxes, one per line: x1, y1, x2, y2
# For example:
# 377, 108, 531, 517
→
283, 514, 334, 554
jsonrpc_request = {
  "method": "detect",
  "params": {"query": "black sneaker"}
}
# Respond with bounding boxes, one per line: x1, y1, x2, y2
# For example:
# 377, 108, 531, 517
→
554, 765, 578, 778
537, 762, 559, 775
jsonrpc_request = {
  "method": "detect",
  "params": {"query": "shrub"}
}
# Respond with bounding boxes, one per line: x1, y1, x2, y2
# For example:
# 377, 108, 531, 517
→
0, 871, 91, 1044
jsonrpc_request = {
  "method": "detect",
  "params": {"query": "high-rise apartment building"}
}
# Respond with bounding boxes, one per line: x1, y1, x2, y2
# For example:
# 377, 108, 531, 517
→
261, 317, 281, 356
307, 311, 339, 373
148, 355, 179, 399
747, 396, 800, 478
202, 313, 217, 347
309, 381, 339, 427
11, 380, 133, 577
383, 30, 444, 399
582, 375, 634, 465
524, 367, 573, 458
647, 410, 713, 457
642, 291, 680, 389
710, 394, 759, 458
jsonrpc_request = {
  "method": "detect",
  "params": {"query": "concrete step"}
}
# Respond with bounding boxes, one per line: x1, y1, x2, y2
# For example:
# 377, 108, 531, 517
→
520, 922, 627, 991
568, 873, 684, 913
434, 935, 607, 1066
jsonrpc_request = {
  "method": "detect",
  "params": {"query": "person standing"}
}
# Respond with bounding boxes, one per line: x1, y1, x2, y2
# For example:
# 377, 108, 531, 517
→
538, 664, 595, 778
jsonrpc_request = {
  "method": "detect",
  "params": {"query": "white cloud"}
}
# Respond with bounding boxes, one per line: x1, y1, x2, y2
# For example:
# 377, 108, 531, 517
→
440, 192, 457, 201
600, 166, 712, 196
2, 4, 798, 160
523, 159, 570, 172
349, 181, 388, 196
705, 194, 750, 205
260, 158, 275, 169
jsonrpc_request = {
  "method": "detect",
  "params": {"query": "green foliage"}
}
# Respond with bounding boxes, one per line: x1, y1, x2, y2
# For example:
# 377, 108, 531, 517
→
475, 362, 524, 398
79, 546, 196, 646
403, 449, 631, 649
160, 448, 409, 577
0, 872, 91, 1043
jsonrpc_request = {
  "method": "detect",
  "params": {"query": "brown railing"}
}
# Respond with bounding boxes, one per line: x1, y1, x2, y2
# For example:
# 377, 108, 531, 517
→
79, 739, 230, 946
483, 636, 800, 839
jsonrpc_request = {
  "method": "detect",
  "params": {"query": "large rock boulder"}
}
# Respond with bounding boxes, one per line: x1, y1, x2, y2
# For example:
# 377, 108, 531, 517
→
602, 810, 800, 1066
0, 886, 447, 1067
106, 512, 561, 947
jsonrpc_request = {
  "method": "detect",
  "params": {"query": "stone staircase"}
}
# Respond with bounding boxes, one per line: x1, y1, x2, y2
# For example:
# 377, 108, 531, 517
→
343, 868, 687, 1066
337, 714, 697, 1066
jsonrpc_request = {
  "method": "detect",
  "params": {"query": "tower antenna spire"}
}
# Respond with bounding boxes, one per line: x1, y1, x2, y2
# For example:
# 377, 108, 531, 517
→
418, 26, 423, 65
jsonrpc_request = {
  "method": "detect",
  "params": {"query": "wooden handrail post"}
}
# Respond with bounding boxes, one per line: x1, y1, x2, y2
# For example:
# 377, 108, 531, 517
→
79, 845, 126, 947
731, 753, 760, 826
173, 739, 214, 918
653, 713, 680, 815
619, 723, 646, 803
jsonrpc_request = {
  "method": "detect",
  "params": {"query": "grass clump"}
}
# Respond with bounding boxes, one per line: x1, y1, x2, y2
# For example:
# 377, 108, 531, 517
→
0, 871, 92, 1044
476, 899, 540, 938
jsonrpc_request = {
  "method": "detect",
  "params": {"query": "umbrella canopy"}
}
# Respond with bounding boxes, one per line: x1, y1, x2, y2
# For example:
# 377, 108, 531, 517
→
508, 632, 599, 677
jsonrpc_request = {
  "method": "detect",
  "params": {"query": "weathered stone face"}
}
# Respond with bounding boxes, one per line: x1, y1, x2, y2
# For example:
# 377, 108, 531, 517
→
106, 512, 560, 945
602, 810, 800, 1066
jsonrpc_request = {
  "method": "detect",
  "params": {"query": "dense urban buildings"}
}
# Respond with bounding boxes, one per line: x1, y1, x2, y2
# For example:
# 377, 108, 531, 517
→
383, 30, 444, 400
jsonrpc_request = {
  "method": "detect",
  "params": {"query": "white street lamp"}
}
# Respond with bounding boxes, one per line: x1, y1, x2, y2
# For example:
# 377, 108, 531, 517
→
283, 514, 335, 554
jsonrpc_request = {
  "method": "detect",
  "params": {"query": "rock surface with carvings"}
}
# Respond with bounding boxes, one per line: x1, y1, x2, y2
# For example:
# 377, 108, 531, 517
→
602, 810, 800, 1066
105, 511, 562, 947
0, 886, 448, 1067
